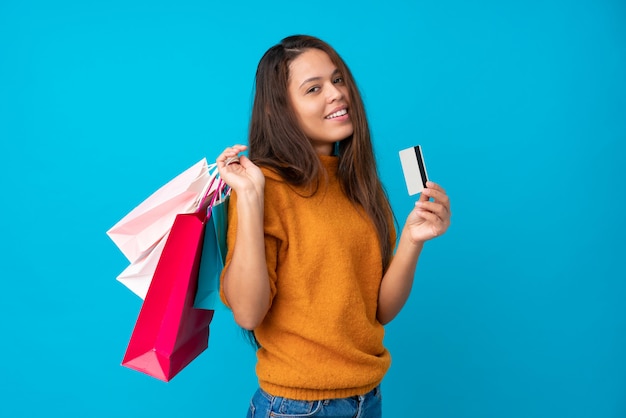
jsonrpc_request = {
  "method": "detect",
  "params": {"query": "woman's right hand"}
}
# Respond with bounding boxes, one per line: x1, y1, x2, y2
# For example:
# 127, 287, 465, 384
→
216, 145, 265, 196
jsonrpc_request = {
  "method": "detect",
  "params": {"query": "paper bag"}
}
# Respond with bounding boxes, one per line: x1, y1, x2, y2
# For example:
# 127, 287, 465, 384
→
194, 194, 229, 310
107, 159, 217, 263
121, 211, 215, 382
115, 232, 169, 299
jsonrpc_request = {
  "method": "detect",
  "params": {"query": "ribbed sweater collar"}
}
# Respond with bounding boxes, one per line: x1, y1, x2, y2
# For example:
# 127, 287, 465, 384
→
318, 154, 339, 176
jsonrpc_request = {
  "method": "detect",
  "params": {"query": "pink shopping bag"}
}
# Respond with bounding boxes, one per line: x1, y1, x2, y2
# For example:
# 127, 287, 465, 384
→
121, 211, 214, 381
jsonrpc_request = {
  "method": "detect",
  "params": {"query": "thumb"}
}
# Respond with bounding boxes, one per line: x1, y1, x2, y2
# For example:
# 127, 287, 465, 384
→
238, 155, 250, 166
239, 155, 259, 170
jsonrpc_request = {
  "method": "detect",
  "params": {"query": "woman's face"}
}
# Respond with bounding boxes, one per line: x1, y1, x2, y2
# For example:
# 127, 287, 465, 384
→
287, 48, 353, 155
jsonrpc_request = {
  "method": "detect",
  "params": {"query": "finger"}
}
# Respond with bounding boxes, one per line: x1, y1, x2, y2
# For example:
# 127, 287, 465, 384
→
230, 144, 247, 154
221, 144, 247, 155
414, 204, 448, 226
425, 181, 446, 194
415, 200, 450, 219
413, 209, 447, 236
217, 145, 248, 165
238, 155, 253, 166
422, 187, 450, 209
413, 209, 442, 231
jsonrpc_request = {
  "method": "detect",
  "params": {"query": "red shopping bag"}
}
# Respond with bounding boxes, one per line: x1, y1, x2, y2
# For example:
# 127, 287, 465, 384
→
121, 211, 214, 382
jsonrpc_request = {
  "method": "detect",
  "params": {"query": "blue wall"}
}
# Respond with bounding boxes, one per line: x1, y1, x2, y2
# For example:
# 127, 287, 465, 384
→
1, 1, 624, 417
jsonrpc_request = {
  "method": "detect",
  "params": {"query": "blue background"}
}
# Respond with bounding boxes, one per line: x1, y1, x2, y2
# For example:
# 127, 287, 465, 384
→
1, 0, 625, 417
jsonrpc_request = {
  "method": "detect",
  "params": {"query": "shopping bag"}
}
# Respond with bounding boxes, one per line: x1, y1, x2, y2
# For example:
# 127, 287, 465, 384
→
111, 161, 225, 299
194, 185, 229, 310
107, 158, 217, 263
115, 232, 169, 299
121, 211, 214, 382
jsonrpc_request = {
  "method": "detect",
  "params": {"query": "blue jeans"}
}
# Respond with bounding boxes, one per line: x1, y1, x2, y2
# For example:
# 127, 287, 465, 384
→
246, 386, 382, 418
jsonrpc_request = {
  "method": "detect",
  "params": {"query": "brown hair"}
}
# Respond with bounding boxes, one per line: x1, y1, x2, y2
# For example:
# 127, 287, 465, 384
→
249, 35, 394, 270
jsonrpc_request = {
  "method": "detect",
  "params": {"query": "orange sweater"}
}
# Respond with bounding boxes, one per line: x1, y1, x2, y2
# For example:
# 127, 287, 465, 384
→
220, 155, 393, 400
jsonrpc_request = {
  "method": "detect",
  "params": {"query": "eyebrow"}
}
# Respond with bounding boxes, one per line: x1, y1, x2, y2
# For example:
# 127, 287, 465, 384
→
299, 69, 341, 89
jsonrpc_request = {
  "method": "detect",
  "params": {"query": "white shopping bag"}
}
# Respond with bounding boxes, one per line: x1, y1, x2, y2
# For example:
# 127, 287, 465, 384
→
115, 232, 169, 299
107, 158, 218, 263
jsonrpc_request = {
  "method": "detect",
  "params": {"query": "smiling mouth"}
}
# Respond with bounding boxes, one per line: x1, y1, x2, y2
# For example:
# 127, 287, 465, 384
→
325, 109, 348, 119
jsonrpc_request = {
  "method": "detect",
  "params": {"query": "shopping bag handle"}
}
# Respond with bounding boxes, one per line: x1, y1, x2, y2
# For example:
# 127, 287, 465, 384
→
196, 164, 220, 213
196, 162, 232, 217
206, 179, 230, 218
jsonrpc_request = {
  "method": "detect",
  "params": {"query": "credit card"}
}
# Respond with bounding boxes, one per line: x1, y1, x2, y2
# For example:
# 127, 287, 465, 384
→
399, 145, 429, 196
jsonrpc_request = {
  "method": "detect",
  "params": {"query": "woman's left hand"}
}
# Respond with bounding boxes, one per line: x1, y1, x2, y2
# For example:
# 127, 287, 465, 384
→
405, 181, 451, 244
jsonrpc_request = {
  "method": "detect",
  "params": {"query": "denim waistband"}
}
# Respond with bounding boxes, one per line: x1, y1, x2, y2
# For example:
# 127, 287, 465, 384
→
259, 385, 380, 403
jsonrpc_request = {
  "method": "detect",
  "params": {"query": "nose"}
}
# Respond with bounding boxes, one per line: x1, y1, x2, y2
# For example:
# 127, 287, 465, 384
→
326, 82, 344, 103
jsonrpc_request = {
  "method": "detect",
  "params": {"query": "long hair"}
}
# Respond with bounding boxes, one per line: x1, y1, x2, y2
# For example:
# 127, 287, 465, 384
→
249, 34, 394, 270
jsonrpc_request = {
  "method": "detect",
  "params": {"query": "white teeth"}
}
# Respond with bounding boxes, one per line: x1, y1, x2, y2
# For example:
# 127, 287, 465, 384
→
326, 109, 347, 119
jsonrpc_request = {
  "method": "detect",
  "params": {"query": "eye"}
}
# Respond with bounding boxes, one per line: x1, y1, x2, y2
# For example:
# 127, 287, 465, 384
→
306, 86, 320, 94
333, 76, 344, 84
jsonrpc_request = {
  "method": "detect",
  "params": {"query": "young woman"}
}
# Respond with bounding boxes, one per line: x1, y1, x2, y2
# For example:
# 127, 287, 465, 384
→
216, 35, 451, 418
